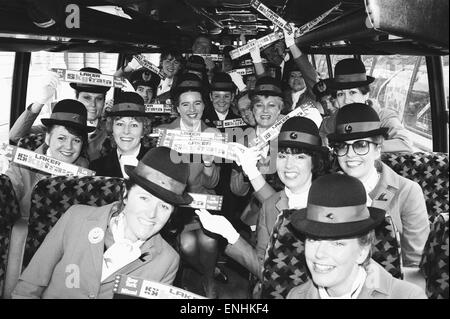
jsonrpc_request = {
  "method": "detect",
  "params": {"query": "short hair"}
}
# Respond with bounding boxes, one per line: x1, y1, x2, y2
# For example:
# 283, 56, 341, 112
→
278, 146, 328, 180
250, 95, 284, 111
45, 124, 88, 155
332, 85, 371, 98
105, 116, 152, 148
357, 230, 375, 268
160, 47, 182, 64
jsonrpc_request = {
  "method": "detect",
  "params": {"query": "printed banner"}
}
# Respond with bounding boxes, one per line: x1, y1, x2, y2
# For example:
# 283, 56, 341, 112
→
52, 68, 126, 89
183, 53, 224, 62
144, 104, 174, 114
113, 275, 206, 299
228, 67, 255, 76
229, 28, 258, 36
253, 103, 310, 148
134, 55, 166, 79
229, 31, 284, 60
238, 58, 267, 66
250, 0, 293, 33
184, 193, 223, 211
213, 118, 247, 129
0, 143, 95, 177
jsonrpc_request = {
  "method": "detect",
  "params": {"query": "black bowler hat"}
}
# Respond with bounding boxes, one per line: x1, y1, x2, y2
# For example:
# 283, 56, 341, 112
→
69, 67, 111, 94
289, 174, 385, 239
278, 117, 328, 153
249, 76, 283, 98
41, 99, 95, 133
125, 147, 193, 205
106, 92, 147, 118
327, 59, 374, 90
129, 68, 161, 93
171, 73, 206, 99
327, 103, 389, 142
210, 72, 235, 92
185, 55, 207, 72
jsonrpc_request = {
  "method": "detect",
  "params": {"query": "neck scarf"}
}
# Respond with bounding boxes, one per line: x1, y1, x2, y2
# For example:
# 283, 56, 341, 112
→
116, 144, 141, 178
180, 118, 201, 132
101, 212, 144, 282
361, 166, 380, 206
284, 182, 311, 209
318, 266, 367, 299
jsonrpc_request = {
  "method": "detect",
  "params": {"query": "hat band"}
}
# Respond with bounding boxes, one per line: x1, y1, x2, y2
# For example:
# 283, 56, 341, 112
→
336, 121, 381, 135
48, 112, 86, 125
212, 82, 234, 90
278, 131, 321, 146
111, 103, 145, 114
186, 63, 205, 71
307, 203, 370, 224
133, 164, 186, 195
178, 80, 202, 88
255, 84, 282, 94
335, 73, 368, 83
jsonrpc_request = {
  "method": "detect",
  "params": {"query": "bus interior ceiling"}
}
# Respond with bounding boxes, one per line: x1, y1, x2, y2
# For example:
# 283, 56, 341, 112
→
0, 0, 448, 56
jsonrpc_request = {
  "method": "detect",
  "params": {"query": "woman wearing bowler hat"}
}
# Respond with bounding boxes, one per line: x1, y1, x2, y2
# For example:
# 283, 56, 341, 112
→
287, 174, 426, 299
328, 103, 429, 270
196, 117, 329, 298
90, 92, 152, 178
6, 99, 91, 218
13, 147, 192, 299
318, 58, 413, 153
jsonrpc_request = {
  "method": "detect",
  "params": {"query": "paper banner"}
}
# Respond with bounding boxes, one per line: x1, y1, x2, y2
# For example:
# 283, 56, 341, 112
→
52, 68, 126, 89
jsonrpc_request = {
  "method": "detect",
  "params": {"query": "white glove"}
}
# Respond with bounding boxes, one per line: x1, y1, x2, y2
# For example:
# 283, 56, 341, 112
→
195, 209, 240, 244
248, 39, 262, 64
283, 24, 296, 48
127, 56, 142, 71
228, 71, 247, 92
230, 143, 262, 180
34, 71, 59, 105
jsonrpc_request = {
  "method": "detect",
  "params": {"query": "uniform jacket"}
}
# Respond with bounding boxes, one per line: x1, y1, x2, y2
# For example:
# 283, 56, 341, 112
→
9, 105, 108, 161
12, 203, 180, 299
202, 106, 241, 130
89, 145, 149, 178
287, 259, 427, 299
370, 160, 429, 267
5, 144, 88, 218
225, 190, 288, 279
157, 118, 220, 194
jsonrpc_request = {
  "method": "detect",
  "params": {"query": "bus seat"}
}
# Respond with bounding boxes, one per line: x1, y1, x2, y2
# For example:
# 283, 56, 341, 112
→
23, 176, 125, 269
16, 133, 46, 151
420, 213, 449, 299
380, 152, 449, 222
0, 174, 21, 298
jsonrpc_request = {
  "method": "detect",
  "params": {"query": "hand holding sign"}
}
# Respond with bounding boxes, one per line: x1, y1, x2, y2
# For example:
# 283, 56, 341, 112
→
283, 23, 296, 48
248, 39, 262, 64
195, 209, 240, 244
34, 71, 60, 105
230, 143, 263, 180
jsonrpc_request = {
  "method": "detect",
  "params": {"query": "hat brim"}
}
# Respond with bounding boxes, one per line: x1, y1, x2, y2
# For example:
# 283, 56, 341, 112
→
249, 90, 283, 99
327, 76, 375, 90
41, 118, 96, 133
289, 206, 386, 239
278, 140, 329, 153
70, 83, 110, 94
106, 111, 149, 118
327, 127, 389, 143
125, 165, 193, 206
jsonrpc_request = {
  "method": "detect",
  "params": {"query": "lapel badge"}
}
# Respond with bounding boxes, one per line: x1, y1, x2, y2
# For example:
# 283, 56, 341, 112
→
88, 227, 104, 244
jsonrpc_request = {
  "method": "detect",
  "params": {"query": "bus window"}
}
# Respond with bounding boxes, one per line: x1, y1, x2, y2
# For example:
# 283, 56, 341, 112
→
330, 54, 354, 70
442, 55, 449, 151
26, 52, 119, 124
313, 54, 329, 79
0, 52, 15, 145
362, 55, 433, 152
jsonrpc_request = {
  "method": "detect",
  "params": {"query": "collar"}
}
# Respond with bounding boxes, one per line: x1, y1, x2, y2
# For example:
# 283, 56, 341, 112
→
215, 109, 229, 121
292, 88, 306, 105
369, 160, 400, 199
180, 118, 202, 132
116, 144, 141, 178
361, 259, 392, 297
284, 182, 311, 209
116, 143, 141, 159
318, 266, 367, 299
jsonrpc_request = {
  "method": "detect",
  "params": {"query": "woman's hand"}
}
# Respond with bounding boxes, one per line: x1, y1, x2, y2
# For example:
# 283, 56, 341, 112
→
195, 209, 240, 244
230, 143, 262, 180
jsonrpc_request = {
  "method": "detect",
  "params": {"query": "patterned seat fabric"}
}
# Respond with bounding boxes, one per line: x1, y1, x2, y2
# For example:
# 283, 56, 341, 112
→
24, 176, 125, 268
380, 152, 449, 222
17, 133, 46, 151
0, 174, 21, 297
260, 212, 402, 299
420, 213, 449, 299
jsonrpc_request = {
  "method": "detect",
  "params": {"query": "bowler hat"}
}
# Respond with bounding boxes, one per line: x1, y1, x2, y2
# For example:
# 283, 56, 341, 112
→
130, 68, 161, 93
185, 55, 207, 72
210, 72, 235, 92
278, 117, 328, 153
327, 59, 374, 90
125, 147, 193, 205
41, 99, 95, 133
327, 103, 388, 142
171, 73, 206, 99
289, 174, 385, 239
69, 67, 111, 94
249, 76, 283, 99
106, 92, 147, 118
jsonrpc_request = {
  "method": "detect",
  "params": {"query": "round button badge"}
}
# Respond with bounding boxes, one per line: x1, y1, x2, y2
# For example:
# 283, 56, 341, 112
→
88, 227, 104, 244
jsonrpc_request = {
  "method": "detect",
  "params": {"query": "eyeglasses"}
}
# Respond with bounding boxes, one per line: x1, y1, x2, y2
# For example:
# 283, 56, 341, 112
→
333, 140, 378, 157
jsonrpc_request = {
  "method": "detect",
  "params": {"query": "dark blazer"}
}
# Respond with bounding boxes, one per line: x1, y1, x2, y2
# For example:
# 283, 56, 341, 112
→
202, 106, 241, 130
89, 144, 149, 178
